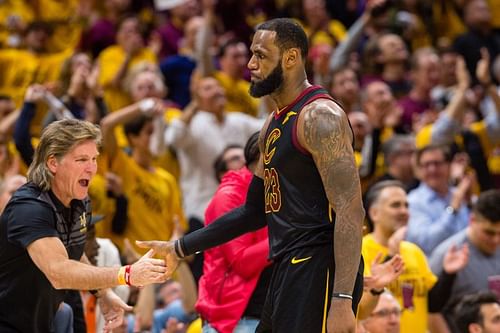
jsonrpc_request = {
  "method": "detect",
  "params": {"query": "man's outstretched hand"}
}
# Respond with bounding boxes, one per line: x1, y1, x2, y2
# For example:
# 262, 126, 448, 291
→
136, 240, 179, 279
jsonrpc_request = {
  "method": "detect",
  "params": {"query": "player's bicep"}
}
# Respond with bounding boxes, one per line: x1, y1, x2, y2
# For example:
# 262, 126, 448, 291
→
298, 104, 360, 211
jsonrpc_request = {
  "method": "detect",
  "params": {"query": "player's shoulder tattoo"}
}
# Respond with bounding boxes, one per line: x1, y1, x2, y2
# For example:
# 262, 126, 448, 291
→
301, 100, 350, 156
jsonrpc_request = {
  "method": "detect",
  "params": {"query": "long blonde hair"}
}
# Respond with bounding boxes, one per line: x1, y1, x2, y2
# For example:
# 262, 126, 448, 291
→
27, 119, 101, 191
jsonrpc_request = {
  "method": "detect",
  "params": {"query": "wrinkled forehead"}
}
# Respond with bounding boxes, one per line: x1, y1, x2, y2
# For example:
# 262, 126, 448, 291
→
67, 139, 99, 156
251, 30, 279, 53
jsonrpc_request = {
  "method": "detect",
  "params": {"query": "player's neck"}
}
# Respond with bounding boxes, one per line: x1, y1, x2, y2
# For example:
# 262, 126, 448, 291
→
271, 78, 310, 110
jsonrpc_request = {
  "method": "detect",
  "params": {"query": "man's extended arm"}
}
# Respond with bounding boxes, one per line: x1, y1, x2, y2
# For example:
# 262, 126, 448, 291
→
27, 237, 167, 290
137, 115, 274, 274
194, 0, 216, 78
298, 100, 364, 332
172, 175, 267, 255
178, 118, 270, 255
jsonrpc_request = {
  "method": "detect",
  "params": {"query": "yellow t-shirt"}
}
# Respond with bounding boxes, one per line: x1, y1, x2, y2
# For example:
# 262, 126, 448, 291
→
88, 173, 118, 240
36, 0, 82, 52
489, 0, 500, 29
302, 20, 347, 48
98, 45, 157, 113
186, 318, 202, 333
432, 0, 466, 46
0, 49, 39, 106
0, 49, 70, 100
406, 15, 432, 50
49, 23, 83, 53
470, 121, 500, 175
113, 106, 182, 181
415, 124, 433, 149
6, 139, 30, 177
0, 1, 34, 48
110, 149, 186, 253
36, 0, 77, 21
214, 71, 259, 117
362, 234, 437, 333
0, 48, 71, 135
36, 49, 73, 86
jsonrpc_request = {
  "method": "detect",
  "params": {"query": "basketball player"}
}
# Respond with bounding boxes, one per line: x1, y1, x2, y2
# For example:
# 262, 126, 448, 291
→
138, 18, 364, 333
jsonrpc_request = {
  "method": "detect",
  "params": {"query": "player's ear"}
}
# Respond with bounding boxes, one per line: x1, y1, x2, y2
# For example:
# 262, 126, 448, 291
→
283, 48, 300, 68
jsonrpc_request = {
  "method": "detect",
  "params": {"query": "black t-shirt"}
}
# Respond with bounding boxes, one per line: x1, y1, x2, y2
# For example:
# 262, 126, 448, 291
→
0, 183, 90, 333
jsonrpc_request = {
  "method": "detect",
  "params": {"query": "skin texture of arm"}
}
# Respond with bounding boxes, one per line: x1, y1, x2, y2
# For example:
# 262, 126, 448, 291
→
100, 102, 142, 161
297, 99, 364, 333
28, 236, 167, 290
195, 0, 216, 78
100, 99, 163, 160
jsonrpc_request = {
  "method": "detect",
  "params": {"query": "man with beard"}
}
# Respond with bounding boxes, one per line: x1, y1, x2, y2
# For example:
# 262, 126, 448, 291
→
138, 18, 364, 333
163, 77, 264, 283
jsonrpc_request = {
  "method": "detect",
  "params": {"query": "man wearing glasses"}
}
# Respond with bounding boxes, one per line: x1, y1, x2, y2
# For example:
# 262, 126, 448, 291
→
406, 144, 472, 256
361, 291, 401, 333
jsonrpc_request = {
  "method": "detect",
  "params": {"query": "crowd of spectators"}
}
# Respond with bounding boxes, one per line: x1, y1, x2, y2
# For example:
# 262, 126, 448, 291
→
0, 0, 498, 332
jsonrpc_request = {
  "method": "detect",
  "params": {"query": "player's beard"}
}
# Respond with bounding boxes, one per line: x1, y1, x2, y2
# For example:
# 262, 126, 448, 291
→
249, 62, 284, 97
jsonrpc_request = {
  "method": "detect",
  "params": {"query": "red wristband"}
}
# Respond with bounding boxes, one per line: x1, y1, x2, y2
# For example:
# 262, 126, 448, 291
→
124, 265, 132, 286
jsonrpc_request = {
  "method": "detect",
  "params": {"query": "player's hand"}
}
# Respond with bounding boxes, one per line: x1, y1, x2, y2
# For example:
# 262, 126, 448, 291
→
136, 240, 179, 279
129, 249, 168, 286
98, 289, 132, 333
327, 298, 355, 333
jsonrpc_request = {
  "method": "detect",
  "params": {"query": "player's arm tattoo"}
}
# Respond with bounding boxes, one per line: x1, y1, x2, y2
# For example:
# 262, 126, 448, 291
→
301, 102, 364, 295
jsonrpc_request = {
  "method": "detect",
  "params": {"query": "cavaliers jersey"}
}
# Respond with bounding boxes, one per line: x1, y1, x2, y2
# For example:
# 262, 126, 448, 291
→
263, 85, 340, 259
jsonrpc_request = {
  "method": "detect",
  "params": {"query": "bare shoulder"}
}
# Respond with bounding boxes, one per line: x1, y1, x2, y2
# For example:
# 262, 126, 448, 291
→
298, 99, 351, 152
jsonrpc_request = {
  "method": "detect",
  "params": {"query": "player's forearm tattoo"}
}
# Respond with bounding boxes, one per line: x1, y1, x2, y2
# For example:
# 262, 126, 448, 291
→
303, 104, 364, 294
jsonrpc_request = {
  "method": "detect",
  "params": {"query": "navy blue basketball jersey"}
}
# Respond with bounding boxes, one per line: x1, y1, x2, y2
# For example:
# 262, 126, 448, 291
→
263, 85, 341, 259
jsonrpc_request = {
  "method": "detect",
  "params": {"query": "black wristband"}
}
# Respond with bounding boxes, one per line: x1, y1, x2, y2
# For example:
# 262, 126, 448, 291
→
370, 288, 385, 296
